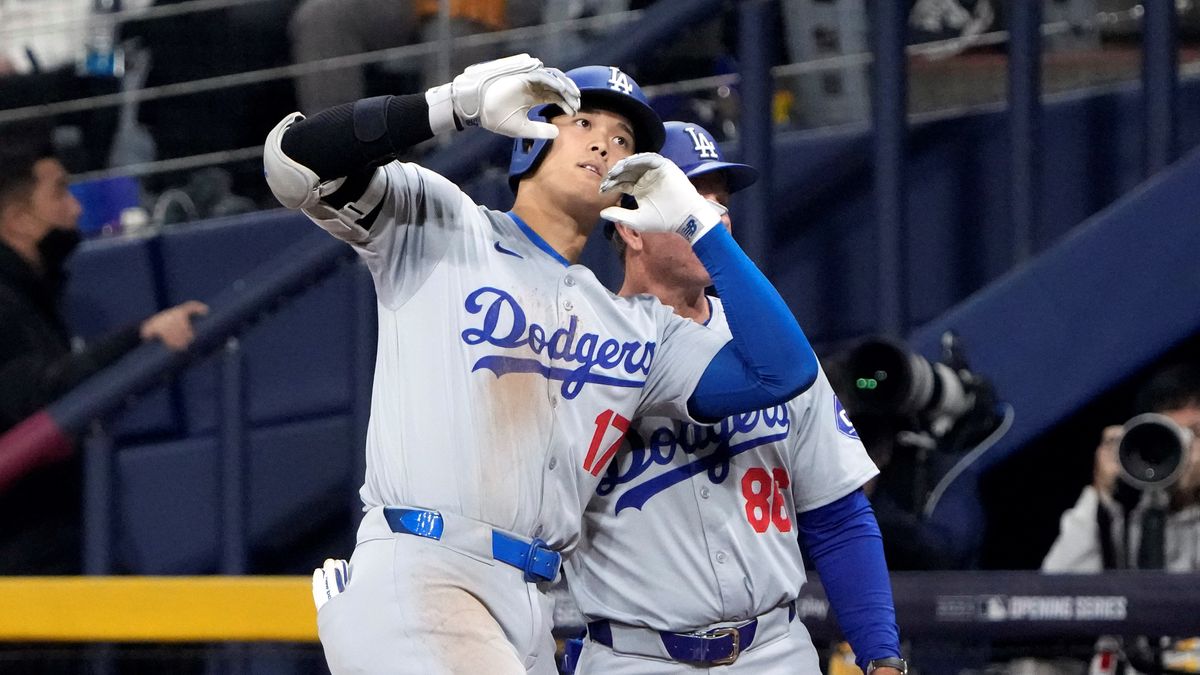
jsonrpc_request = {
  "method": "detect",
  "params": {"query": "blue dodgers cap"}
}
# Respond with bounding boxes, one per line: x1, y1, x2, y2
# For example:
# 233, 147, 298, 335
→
604, 121, 758, 239
658, 121, 758, 192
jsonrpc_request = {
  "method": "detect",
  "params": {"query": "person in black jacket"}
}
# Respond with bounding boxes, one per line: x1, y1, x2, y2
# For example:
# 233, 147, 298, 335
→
0, 127, 207, 573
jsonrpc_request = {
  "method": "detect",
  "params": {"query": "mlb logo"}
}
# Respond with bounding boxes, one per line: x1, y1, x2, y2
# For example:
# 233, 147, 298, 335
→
834, 396, 859, 439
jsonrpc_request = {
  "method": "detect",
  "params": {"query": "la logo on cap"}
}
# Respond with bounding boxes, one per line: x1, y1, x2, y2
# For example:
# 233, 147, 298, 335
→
607, 67, 633, 95
684, 126, 719, 160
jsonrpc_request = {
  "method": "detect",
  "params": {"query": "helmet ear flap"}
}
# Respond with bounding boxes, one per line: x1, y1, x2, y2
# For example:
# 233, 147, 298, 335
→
508, 137, 553, 193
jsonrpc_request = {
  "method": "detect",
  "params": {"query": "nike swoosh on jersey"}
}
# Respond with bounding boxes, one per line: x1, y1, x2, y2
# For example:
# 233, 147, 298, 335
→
493, 241, 523, 259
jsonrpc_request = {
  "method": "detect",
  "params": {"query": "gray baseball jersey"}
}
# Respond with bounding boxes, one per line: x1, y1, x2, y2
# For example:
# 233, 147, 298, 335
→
565, 298, 878, 661
307, 160, 729, 552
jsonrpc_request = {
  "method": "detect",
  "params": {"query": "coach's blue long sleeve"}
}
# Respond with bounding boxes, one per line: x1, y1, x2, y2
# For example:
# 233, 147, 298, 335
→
798, 490, 901, 672
688, 226, 817, 420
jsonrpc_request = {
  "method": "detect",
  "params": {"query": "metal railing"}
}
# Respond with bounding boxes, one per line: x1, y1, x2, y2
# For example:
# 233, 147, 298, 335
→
0, 0, 1168, 187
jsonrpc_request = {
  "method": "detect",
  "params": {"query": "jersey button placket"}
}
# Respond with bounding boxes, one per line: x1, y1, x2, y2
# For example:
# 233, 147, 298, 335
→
715, 551, 728, 564
699, 486, 711, 500
548, 457, 557, 470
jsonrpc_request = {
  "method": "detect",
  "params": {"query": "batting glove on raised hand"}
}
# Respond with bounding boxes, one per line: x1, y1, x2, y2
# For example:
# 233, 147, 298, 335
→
311, 558, 350, 612
599, 153, 725, 244
426, 53, 580, 139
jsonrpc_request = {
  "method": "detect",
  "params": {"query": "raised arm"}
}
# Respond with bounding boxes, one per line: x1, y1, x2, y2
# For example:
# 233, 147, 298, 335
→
262, 54, 580, 222
599, 153, 818, 421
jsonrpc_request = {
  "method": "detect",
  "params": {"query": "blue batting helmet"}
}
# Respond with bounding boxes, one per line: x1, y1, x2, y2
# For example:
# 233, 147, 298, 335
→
508, 65, 664, 192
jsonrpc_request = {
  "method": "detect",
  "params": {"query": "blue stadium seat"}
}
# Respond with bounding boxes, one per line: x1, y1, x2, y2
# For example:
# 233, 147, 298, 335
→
157, 211, 358, 434
62, 234, 178, 439
116, 415, 355, 574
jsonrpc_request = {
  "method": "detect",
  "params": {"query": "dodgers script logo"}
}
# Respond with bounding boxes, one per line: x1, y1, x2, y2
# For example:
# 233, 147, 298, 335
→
597, 406, 791, 513
461, 287, 655, 399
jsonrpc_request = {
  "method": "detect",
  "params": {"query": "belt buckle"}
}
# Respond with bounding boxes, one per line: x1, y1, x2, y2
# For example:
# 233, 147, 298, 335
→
704, 626, 740, 666
523, 538, 550, 583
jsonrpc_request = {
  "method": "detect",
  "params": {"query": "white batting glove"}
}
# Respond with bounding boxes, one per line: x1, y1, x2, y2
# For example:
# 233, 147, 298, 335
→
599, 153, 725, 244
311, 558, 350, 612
426, 53, 580, 139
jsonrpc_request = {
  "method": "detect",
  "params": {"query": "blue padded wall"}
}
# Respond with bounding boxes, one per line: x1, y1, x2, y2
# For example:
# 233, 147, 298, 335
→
761, 78, 1200, 347
116, 415, 355, 573
156, 212, 358, 434
116, 434, 220, 573
246, 415, 355, 548
62, 235, 177, 439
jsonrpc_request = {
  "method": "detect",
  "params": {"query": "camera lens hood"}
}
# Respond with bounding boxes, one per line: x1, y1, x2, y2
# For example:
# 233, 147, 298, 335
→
1118, 413, 1192, 491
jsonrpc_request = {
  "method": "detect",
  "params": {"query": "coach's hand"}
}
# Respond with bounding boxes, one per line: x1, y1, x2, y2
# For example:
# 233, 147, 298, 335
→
599, 153, 725, 244
312, 558, 350, 612
426, 54, 580, 139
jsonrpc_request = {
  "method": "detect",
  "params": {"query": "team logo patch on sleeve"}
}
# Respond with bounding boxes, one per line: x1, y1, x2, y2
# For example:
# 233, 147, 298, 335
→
834, 395, 859, 439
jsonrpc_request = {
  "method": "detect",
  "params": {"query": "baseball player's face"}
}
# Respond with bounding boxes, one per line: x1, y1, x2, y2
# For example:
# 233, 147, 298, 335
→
633, 172, 732, 291
531, 109, 636, 214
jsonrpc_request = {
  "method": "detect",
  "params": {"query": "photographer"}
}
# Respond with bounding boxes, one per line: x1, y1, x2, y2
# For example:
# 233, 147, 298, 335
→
1043, 362, 1200, 573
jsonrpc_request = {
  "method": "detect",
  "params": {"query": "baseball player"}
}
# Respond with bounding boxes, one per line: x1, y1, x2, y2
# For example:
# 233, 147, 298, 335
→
560, 121, 905, 674
265, 55, 820, 674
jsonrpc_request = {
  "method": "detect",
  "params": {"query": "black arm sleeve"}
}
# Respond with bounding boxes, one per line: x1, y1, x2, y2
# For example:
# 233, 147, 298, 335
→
279, 93, 437, 182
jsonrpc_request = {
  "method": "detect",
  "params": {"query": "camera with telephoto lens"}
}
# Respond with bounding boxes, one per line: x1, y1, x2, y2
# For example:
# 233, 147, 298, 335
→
841, 332, 987, 440
1117, 413, 1194, 491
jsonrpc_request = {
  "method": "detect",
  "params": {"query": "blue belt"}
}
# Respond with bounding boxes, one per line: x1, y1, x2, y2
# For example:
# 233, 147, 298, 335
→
586, 604, 795, 666
382, 507, 560, 583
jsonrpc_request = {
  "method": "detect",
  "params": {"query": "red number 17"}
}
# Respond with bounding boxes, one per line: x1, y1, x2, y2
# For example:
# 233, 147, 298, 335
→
583, 409, 630, 476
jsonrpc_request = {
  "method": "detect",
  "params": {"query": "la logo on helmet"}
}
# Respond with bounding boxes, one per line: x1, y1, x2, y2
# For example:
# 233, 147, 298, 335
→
607, 67, 634, 95
683, 126, 719, 160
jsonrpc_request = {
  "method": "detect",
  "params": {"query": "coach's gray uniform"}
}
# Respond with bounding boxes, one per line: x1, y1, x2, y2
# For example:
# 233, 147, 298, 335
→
305, 161, 729, 674
567, 298, 878, 674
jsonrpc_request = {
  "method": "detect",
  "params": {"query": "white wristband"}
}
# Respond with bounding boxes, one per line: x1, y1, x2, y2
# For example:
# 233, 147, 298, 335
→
425, 85, 458, 136
678, 206, 722, 245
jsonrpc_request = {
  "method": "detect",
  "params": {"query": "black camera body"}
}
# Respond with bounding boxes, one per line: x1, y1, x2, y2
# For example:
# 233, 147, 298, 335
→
839, 331, 996, 447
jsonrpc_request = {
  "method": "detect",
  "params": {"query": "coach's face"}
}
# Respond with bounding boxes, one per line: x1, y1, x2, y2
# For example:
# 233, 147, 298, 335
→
631, 172, 732, 290
535, 108, 636, 214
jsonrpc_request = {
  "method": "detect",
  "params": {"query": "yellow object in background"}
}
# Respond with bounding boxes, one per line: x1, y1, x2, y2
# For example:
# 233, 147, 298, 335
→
1164, 637, 1200, 673
0, 577, 315, 642
828, 641, 864, 675
773, 90, 795, 126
